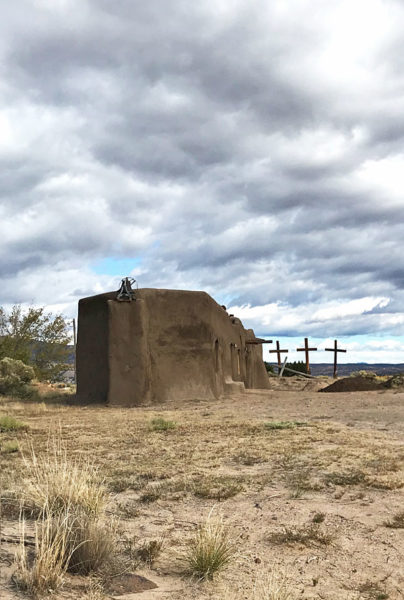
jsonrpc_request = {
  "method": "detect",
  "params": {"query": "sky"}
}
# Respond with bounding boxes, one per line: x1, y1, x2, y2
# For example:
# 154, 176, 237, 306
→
1, 0, 404, 363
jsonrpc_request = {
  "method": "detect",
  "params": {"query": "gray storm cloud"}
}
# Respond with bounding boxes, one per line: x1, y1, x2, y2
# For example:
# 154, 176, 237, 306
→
1, 0, 404, 341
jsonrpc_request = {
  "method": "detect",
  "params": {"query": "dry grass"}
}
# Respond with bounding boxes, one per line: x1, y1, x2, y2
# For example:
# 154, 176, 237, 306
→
21, 437, 106, 517
251, 570, 294, 600
13, 513, 72, 597
1, 440, 19, 454
1, 386, 403, 599
222, 570, 294, 600
66, 516, 117, 575
358, 580, 389, 599
384, 510, 404, 529
192, 475, 244, 501
312, 511, 326, 524
81, 578, 108, 600
134, 537, 165, 566
12, 434, 116, 592
268, 522, 335, 547
184, 511, 235, 580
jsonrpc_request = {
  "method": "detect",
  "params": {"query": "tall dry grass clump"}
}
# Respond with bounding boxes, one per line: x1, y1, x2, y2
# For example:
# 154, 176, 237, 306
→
251, 571, 293, 600
14, 513, 72, 596
22, 437, 105, 517
14, 435, 116, 594
185, 510, 235, 580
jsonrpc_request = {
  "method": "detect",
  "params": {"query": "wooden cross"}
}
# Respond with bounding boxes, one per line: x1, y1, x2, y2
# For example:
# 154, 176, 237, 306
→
325, 339, 347, 378
296, 337, 317, 374
269, 340, 288, 368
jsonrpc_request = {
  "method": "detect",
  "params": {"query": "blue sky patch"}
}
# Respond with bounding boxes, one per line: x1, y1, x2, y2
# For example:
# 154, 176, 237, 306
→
91, 257, 142, 276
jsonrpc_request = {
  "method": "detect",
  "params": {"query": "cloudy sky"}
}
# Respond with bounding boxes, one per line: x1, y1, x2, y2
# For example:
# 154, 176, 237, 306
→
1, 0, 404, 363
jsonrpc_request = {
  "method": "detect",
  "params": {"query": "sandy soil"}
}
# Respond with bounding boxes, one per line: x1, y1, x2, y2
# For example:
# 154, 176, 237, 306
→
1, 379, 403, 599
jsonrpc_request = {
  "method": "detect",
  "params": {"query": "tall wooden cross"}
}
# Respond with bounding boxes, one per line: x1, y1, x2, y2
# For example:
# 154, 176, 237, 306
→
296, 337, 317, 374
269, 340, 288, 368
325, 339, 346, 378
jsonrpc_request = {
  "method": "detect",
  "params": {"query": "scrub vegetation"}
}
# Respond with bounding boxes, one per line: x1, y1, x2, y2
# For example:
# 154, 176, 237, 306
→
0, 380, 403, 599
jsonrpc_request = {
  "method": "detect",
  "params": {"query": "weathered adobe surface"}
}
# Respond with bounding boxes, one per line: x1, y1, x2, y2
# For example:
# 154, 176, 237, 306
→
76, 288, 270, 406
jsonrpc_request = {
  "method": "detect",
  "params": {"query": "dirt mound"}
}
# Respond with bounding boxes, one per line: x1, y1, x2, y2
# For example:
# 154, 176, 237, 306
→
320, 375, 382, 393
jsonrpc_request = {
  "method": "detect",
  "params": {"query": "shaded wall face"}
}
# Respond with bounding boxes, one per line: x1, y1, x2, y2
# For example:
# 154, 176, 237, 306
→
107, 299, 152, 406
76, 297, 109, 403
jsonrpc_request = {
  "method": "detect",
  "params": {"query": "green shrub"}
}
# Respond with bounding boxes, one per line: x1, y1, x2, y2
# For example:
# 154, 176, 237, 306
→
0, 357, 36, 398
384, 373, 404, 388
150, 417, 176, 431
350, 370, 378, 379
283, 361, 308, 377
0, 415, 28, 432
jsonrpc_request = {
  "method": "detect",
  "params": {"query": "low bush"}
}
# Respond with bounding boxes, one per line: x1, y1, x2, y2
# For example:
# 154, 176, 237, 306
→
0, 357, 36, 398
349, 370, 378, 380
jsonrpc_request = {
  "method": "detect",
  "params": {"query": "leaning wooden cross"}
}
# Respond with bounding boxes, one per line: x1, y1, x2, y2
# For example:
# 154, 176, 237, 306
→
325, 339, 346, 378
296, 337, 317, 374
269, 340, 288, 368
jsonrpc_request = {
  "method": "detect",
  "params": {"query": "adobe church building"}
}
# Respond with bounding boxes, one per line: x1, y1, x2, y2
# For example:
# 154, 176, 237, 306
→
76, 286, 270, 406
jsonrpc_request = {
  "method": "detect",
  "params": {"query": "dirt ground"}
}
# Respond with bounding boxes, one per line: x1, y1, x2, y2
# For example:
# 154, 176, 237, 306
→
1, 378, 403, 599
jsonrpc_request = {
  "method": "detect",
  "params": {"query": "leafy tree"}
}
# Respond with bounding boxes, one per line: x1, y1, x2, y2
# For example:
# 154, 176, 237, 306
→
0, 305, 71, 380
283, 360, 308, 377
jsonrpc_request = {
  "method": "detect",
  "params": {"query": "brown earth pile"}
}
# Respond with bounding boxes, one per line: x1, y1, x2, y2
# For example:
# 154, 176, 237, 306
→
319, 375, 382, 392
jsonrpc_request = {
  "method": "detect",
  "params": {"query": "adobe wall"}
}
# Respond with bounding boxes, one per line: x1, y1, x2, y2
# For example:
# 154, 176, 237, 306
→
76, 288, 270, 406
